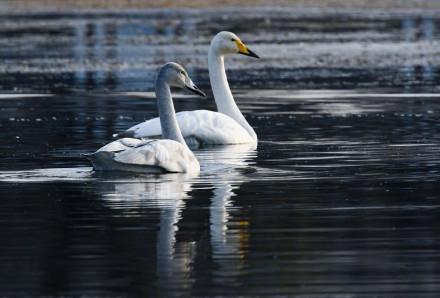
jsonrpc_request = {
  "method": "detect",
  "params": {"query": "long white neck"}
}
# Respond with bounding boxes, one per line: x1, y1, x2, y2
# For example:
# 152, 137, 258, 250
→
208, 46, 257, 141
155, 75, 187, 147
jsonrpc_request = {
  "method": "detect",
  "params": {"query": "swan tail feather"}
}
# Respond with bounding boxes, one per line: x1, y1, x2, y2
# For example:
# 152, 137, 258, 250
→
112, 130, 135, 139
80, 152, 94, 159
81, 151, 116, 170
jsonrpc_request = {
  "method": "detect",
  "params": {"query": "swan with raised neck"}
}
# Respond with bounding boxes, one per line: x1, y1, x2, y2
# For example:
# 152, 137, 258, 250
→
208, 31, 259, 141
84, 62, 205, 174
157, 63, 193, 146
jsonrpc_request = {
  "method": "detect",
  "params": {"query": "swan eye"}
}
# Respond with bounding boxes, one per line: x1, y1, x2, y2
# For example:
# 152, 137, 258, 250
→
231, 38, 236, 42
180, 70, 185, 75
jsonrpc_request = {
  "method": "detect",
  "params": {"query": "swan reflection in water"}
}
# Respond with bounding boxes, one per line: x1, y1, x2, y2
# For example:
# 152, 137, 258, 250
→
197, 143, 257, 264
98, 143, 257, 284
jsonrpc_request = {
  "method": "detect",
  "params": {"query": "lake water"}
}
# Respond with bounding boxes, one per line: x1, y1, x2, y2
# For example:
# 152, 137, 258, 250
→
0, 8, 439, 297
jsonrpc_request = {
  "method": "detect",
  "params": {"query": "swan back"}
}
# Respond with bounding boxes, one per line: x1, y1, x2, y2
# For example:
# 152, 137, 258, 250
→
117, 110, 254, 146
86, 138, 200, 175
113, 139, 200, 174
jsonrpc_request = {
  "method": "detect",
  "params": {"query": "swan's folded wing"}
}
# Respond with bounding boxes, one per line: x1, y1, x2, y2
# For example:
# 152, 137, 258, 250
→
122, 117, 162, 138
122, 110, 253, 145
96, 138, 148, 153
113, 139, 199, 173
186, 110, 253, 144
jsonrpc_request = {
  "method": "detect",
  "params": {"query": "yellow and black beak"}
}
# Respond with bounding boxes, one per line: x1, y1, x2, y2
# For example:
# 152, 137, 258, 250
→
236, 40, 260, 59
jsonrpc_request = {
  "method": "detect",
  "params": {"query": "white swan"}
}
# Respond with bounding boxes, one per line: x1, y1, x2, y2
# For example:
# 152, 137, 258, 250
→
83, 62, 205, 175
113, 31, 259, 147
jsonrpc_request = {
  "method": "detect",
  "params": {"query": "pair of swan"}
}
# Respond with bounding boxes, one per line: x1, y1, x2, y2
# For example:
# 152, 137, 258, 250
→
84, 32, 259, 174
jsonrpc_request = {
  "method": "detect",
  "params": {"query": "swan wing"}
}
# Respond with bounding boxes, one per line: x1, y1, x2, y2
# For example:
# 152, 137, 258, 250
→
86, 138, 199, 174
114, 139, 199, 173
178, 110, 254, 145
116, 117, 162, 138
118, 110, 254, 145
96, 138, 151, 153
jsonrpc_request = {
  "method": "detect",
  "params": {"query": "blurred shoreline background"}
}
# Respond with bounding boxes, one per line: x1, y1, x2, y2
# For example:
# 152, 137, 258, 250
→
1, 0, 439, 93
3, 0, 440, 11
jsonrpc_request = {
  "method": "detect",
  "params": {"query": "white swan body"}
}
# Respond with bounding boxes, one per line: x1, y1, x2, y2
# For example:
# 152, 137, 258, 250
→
84, 63, 205, 174
113, 31, 259, 146
87, 138, 200, 174
121, 110, 253, 146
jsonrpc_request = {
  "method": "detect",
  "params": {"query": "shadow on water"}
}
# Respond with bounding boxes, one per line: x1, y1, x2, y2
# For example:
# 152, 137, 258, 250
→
0, 8, 440, 297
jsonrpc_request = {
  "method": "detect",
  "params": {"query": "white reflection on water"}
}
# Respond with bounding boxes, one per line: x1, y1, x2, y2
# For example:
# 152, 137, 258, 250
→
0, 167, 94, 182
241, 90, 440, 99
0, 94, 53, 99
99, 174, 192, 210
197, 143, 257, 274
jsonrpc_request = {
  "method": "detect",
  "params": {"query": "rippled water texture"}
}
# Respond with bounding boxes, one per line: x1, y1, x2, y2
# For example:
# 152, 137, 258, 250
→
0, 8, 439, 297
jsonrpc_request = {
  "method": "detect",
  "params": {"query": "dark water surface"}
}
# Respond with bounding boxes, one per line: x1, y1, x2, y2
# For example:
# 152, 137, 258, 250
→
0, 8, 440, 297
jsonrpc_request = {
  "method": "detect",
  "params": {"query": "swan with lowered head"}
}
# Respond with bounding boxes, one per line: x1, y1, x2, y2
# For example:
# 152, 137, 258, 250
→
113, 31, 259, 147
83, 62, 205, 175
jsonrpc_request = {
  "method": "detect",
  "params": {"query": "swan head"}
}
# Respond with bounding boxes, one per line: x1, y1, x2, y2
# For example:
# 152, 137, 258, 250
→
211, 31, 259, 58
159, 62, 206, 97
